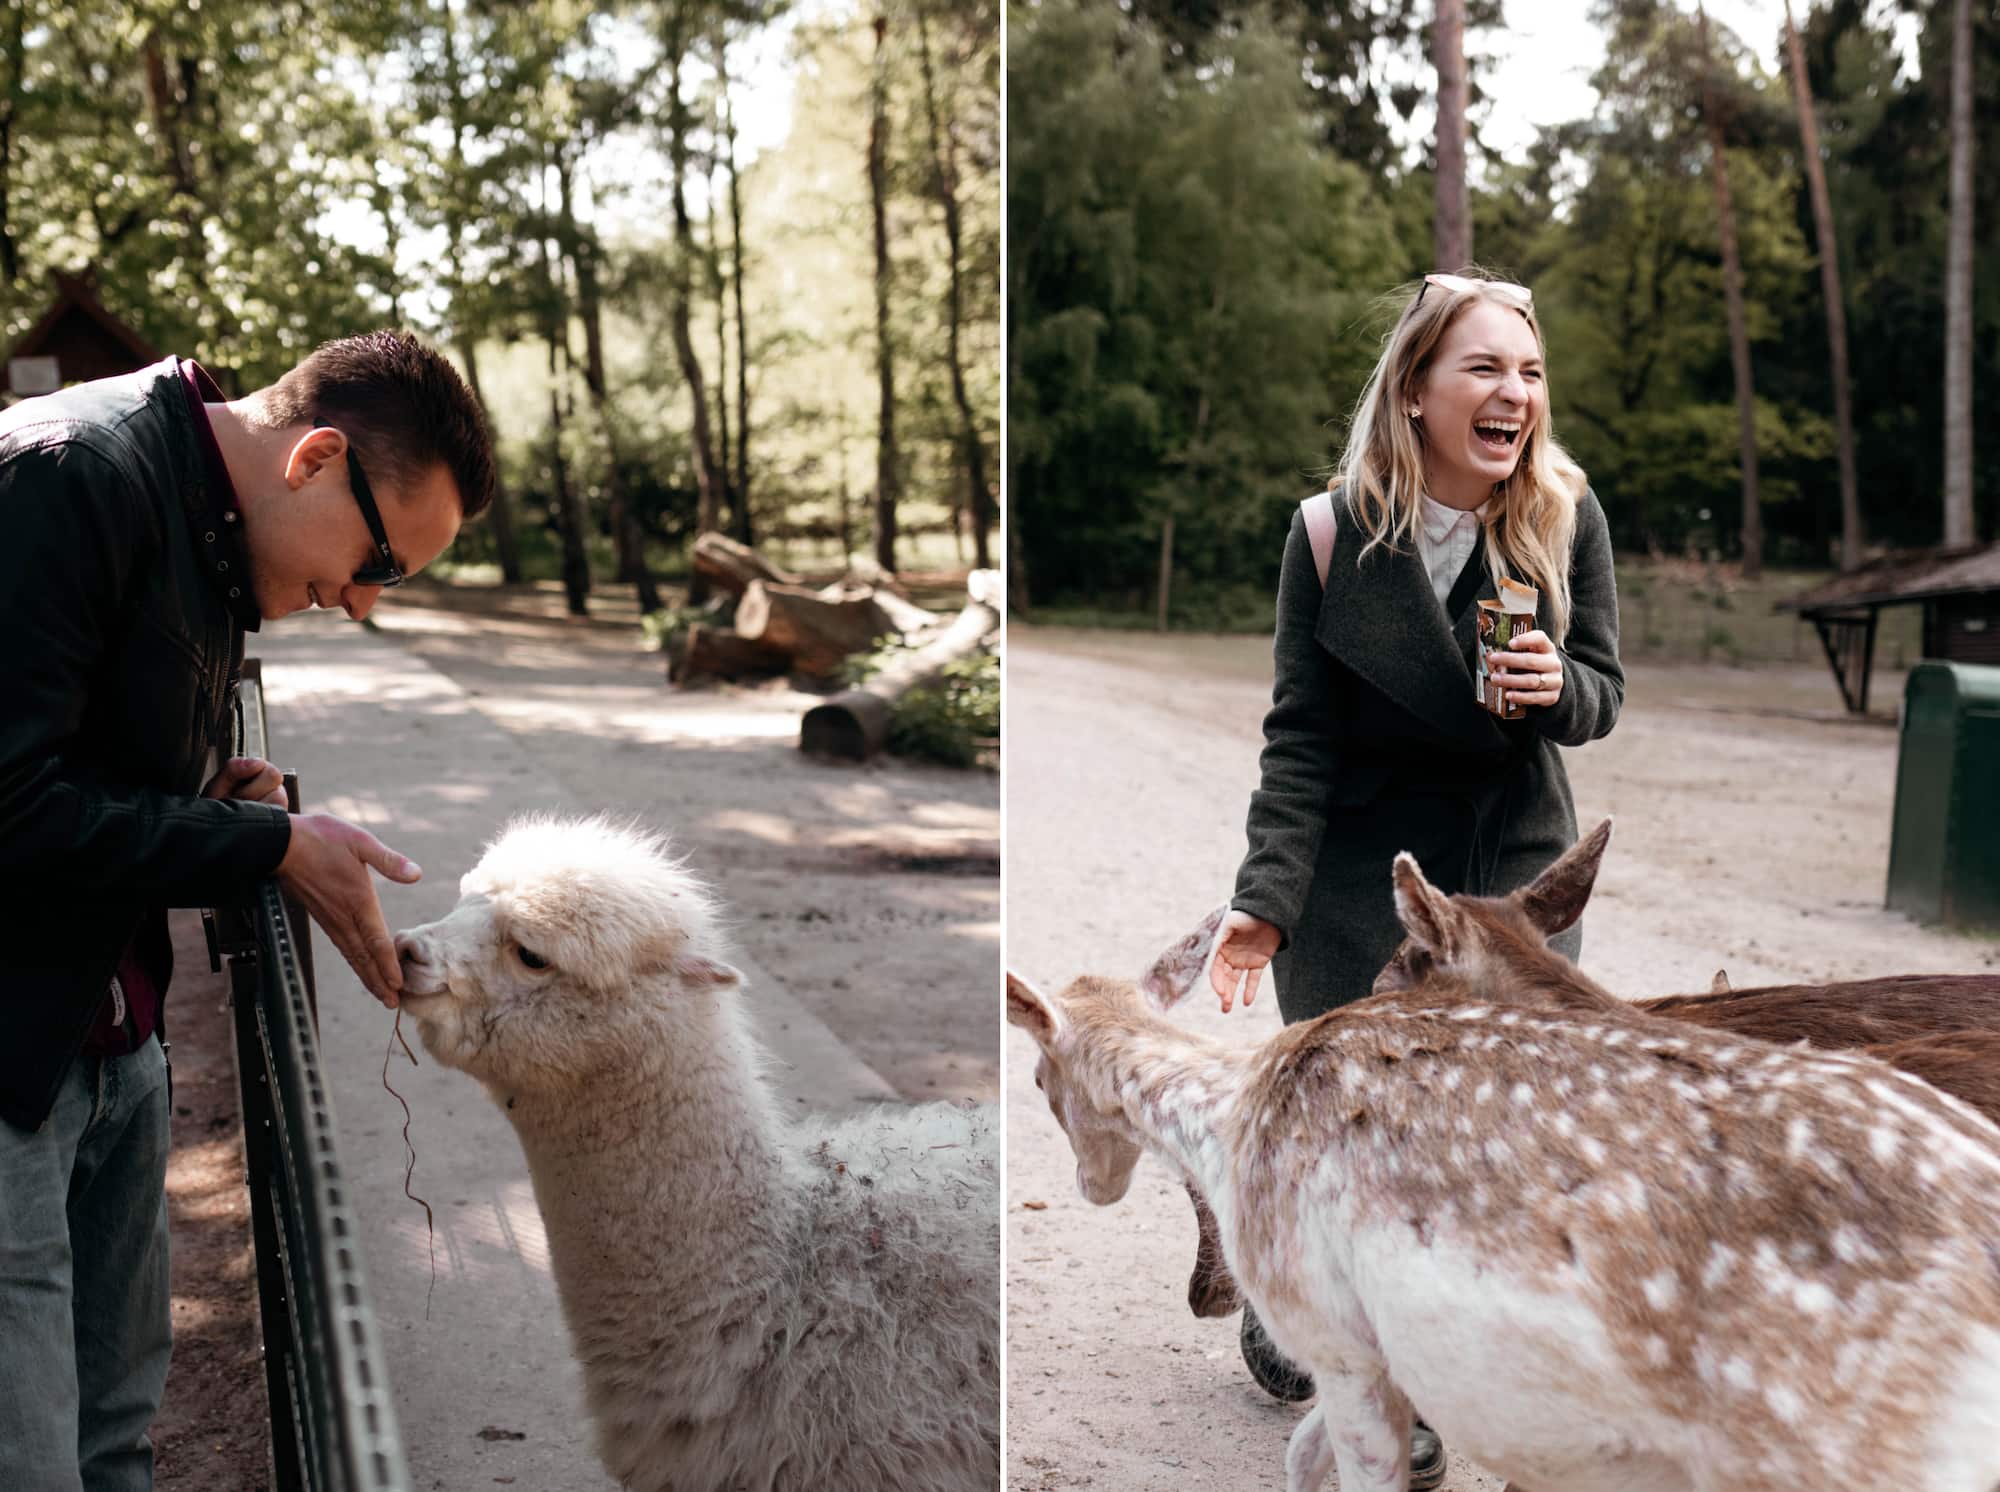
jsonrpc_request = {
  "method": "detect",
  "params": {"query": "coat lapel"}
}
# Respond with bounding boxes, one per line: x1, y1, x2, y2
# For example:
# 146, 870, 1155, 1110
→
1312, 514, 1507, 750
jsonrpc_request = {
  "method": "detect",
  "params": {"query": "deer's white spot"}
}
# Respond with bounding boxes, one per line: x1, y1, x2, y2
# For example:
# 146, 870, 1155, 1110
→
1642, 1271, 1679, 1311
1702, 1243, 1739, 1290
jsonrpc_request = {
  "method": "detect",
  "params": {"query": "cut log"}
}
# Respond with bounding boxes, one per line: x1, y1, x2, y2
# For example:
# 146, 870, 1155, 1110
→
736, 581, 905, 677
800, 598, 999, 760
670, 623, 791, 684
692, 531, 801, 598
818, 579, 936, 635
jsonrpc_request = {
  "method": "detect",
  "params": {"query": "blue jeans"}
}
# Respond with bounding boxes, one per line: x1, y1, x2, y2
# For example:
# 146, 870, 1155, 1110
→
0, 1038, 172, 1492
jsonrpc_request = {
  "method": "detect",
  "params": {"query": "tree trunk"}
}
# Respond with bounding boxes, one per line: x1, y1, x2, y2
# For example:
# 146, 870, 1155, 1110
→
1432, 0, 1470, 271
722, 45, 754, 545
707, 137, 736, 539
562, 158, 659, 611
661, 28, 725, 601
0, 0, 22, 285
1944, 0, 1976, 547
913, 0, 992, 570
1784, 2, 1862, 571
440, 0, 520, 583
540, 205, 589, 617
456, 340, 522, 583
1698, 5, 1761, 577
869, 9, 901, 575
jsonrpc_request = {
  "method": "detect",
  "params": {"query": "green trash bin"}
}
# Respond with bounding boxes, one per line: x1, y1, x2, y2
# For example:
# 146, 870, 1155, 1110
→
1886, 661, 2000, 931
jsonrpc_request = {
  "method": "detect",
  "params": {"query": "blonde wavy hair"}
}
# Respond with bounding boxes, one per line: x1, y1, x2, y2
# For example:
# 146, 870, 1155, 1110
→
1333, 272, 1588, 643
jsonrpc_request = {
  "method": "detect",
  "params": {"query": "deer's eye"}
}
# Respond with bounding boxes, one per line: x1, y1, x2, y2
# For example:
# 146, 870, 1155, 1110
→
517, 945, 549, 971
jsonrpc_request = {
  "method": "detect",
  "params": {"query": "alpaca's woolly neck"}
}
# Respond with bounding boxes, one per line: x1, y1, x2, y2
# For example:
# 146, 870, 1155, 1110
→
502, 1001, 802, 1428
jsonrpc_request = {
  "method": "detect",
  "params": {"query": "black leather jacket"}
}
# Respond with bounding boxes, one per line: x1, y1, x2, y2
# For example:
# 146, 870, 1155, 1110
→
0, 358, 292, 1130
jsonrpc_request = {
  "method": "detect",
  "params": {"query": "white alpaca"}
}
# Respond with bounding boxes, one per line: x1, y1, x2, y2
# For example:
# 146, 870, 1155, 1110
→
395, 816, 999, 1492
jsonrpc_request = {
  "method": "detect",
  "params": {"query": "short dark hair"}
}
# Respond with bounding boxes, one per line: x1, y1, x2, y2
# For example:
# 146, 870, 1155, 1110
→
260, 329, 496, 519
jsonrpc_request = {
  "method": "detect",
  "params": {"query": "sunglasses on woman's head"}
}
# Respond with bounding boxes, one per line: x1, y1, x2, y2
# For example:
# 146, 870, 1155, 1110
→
1413, 273, 1534, 313
313, 425, 405, 588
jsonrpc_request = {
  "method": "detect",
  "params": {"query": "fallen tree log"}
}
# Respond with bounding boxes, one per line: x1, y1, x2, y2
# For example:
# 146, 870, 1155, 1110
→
669, 623, 791, 684
800, 598, 1000, 760
736, 581, 907, 677
692, 532, 801, 598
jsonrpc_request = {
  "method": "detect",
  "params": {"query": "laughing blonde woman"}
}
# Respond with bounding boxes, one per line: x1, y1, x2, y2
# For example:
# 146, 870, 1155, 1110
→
1207, 271, 1625, 1482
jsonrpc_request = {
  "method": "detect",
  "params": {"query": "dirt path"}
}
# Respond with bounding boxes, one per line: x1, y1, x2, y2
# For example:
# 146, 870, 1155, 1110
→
1003, 626, 1997, 1491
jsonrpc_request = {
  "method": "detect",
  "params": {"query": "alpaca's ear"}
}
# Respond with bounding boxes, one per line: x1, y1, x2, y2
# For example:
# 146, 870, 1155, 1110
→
677, 955, 743, 992
1391, 852, 1464, 963
1138, 904, 1228, 1012
1516, 818, 1612, 938
1006, 972, 1063, 1046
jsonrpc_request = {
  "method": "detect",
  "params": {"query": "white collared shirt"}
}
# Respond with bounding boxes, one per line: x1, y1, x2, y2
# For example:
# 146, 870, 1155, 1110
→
1418, 494, 1488, 607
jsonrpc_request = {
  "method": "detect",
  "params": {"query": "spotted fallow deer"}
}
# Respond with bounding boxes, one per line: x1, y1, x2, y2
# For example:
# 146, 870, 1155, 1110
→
1172, 822, 2000, 1322
1008, 845, 2000, 1492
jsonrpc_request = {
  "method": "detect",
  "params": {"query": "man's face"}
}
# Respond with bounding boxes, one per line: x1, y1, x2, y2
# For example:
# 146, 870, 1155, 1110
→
247, 432, 462, 622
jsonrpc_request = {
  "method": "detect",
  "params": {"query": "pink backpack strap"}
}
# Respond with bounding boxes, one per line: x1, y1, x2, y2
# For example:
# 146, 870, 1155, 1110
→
1301, 489, 1336, 590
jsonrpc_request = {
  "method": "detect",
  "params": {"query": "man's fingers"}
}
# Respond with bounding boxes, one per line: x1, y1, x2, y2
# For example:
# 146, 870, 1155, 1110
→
355, 833, 422, 884
1242, 964, 1262, 1008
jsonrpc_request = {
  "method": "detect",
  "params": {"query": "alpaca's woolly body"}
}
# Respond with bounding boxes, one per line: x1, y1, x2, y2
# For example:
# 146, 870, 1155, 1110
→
506, 1004, 999, 1492
397, 817, 999, 1492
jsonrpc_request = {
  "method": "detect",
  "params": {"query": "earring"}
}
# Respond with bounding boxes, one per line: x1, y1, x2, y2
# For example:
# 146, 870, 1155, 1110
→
1406, 406, 1421, 420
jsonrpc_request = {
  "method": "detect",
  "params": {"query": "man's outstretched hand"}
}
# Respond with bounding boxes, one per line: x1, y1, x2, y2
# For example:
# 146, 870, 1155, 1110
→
275, 813, 422, 1007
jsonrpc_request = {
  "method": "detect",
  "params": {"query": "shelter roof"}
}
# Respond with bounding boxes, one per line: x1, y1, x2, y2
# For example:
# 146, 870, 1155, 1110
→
1779, 543, 2000, 614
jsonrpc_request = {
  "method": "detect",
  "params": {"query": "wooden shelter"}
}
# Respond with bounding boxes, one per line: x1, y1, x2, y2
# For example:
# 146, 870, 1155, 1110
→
1779, 543, 2000, 714
4, 271, 163, 401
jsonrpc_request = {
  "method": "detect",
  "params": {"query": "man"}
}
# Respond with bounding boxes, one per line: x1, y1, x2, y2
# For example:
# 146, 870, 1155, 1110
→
0, 329, 495, 1489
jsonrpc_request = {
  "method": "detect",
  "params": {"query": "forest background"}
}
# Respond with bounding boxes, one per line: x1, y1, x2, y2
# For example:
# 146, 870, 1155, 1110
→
1008, 0, 1998, 630
0, 0, 1001, 601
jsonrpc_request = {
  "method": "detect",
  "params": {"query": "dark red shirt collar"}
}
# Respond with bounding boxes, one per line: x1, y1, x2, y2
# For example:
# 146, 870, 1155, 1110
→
177, 359, 262, 632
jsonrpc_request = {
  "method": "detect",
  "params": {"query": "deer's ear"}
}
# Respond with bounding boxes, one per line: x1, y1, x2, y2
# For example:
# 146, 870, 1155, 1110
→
1392, 852, 1464, 962
1138, 904, 1228, 1011
1517, 818, 1613, 938
1711, 969, 1731, 994
1006, 972, 1064, 1046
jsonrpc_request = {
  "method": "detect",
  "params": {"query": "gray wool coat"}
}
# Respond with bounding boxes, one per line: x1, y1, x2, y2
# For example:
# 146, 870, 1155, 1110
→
1230, 486, 1623, 1025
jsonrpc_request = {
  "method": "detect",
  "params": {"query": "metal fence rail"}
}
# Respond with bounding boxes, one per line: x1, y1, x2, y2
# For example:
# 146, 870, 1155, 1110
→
209, 663, 412, 1492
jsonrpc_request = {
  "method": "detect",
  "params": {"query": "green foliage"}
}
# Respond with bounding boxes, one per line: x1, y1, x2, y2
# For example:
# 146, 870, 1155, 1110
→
1009, 0, 1398, 611
843, 642, 999, 768
2, 0, 1000, 582
1013, 0, 2000, 615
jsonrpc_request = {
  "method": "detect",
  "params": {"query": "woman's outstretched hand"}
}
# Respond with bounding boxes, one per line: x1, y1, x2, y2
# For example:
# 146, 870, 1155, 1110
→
1488, 629, 1565, 710
1210, 910, 1281, 1013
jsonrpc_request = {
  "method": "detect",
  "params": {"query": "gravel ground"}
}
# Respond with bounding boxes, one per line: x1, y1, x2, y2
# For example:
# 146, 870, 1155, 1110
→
1002, 624, 1998, 1492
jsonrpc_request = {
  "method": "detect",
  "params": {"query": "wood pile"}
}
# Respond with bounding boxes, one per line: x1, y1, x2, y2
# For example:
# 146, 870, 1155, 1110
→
668, 535, 996, 702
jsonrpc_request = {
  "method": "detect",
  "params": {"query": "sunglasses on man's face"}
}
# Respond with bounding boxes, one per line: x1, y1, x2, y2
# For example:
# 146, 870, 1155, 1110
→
314, 425, 404, 588
1412, 272, 1534, 313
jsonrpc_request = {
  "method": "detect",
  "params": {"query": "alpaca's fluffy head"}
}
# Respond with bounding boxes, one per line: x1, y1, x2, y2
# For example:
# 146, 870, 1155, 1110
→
394, 815, 738, 1090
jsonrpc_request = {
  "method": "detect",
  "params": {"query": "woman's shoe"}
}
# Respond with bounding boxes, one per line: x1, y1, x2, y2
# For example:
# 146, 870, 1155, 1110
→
1409, 1419, 1447, 1490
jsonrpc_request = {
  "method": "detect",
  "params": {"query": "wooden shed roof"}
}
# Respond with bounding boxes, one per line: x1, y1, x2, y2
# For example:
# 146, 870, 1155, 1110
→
1779, 542, 2000, 614
5, 271, 161, 371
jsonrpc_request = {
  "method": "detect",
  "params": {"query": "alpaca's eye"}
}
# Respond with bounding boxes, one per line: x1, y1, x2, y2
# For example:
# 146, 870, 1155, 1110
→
518, 946, 549, 971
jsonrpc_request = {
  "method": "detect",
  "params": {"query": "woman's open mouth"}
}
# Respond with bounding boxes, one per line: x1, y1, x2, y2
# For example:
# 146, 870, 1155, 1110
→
1474, 419, 1521, 453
